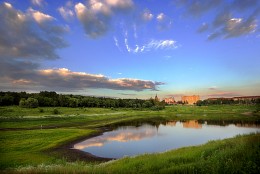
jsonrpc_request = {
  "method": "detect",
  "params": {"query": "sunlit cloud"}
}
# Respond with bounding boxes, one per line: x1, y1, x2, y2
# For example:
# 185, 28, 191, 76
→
0, 67, 164, 92
28, 8, 54, 23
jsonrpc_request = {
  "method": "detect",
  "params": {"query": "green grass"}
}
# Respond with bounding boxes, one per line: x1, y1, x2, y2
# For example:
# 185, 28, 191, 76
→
0, 105, 260, 173
0, 128, 96, 169
4, 133, 260, 174
1, 105, 259, 129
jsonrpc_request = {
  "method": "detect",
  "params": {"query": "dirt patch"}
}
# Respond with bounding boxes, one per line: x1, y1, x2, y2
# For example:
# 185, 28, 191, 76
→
241, 112, 253, 116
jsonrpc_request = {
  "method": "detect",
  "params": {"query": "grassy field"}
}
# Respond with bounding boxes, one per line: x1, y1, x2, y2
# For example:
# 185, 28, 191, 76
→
1, 105, 260, 173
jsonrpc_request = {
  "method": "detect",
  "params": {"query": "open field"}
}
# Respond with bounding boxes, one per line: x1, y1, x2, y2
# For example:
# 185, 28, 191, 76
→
1, 105, 260, 173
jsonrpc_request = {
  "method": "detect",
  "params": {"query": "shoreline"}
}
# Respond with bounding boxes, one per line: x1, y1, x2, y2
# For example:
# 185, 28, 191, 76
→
45, 127, 116, 162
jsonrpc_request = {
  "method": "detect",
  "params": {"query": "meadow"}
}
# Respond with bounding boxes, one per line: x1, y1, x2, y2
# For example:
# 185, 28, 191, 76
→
1, 105, 260, 173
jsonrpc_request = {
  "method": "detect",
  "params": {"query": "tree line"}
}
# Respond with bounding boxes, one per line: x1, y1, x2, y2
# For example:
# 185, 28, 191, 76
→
196, 98, 260, 106
0, 91, 165, 110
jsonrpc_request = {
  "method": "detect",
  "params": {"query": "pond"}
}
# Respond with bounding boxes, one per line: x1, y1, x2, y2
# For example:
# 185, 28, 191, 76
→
74, 120, 260, 159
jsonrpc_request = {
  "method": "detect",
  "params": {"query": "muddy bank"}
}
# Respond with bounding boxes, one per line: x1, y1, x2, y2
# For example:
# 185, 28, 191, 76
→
45, 127, 115, 163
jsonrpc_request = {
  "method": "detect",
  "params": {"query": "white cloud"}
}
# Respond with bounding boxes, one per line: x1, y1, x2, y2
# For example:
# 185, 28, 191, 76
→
142, 9, 153, 21
75, 0, 133, 38
122, 32, 178, 53
124, 37, 131, 52
156, 13, 165, 22
105, 0, 133, 9
28, 8, 54, 23
3, 2, 12, 8
146, 40, 178, 50
58, 4, 74, 21
31, 0, 45, 7
113, 36, 122, 51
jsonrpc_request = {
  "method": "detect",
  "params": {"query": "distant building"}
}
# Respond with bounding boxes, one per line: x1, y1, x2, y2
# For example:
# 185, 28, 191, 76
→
164, 97, 175, 104
182, 95, 200, 105
233, 96, 260, 101
207, 96, 260, 102
154, 94, 160, 102
207, 97, 233, 101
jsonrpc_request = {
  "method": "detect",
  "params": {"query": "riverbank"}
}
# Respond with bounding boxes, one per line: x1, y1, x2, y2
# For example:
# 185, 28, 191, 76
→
1, 105, 260, 173
3, 133, 260, 174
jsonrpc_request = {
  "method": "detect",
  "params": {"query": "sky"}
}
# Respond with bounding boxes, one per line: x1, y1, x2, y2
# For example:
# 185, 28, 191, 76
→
0, 0, 260, 100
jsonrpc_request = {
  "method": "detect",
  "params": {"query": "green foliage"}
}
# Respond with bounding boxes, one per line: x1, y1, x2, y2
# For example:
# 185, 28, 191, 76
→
1, 91, 166, 109
38, 108, 44, 113
53, 108, 60, 114
69, 98, 79, 108
19, 98, 38, 108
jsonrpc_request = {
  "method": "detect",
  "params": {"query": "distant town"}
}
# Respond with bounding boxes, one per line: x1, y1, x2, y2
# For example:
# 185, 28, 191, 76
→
163, 95, 260, 105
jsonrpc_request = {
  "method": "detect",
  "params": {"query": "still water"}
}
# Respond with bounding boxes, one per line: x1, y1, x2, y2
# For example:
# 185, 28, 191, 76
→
74, 120, 260, 158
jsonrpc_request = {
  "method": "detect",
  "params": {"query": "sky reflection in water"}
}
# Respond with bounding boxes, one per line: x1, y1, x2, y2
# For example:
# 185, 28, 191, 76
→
74, 120, 259, 158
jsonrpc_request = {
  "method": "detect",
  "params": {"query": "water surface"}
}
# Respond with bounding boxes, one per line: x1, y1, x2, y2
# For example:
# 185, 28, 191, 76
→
74, 120, 259, 158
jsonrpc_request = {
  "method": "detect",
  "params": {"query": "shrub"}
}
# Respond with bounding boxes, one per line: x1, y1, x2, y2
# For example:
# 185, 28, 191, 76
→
38, 108, 44, 113
19, 98, 38, 108
53, 108, 60, 114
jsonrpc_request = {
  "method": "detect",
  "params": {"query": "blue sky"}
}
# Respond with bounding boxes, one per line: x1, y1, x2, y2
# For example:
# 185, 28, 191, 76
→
0, 0, 259, 100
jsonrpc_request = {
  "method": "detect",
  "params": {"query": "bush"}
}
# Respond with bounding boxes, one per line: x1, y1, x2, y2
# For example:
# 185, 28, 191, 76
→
38, 108, 44, 113
53, 108, 60, 114
19, 98, 38, 108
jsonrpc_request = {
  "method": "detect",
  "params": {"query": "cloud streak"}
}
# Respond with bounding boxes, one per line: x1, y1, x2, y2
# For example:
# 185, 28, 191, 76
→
122, 37, 178, 53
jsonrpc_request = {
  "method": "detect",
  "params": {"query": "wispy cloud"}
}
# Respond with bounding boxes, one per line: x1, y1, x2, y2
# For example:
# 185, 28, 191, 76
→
176, 0, 260, 39
113, 36, 122, 51
58, 1, 74, 21
121, 30, 179, 53
31, 0, 45, 7
208, 86, 218, 90
197, 23, 209, 33
123, 39, 178, 53
118, 93, 136, 96
156, 13, 165, 22
145, 40, 178, 50
141, 9, 153, 21
207, 91, 239, 97
208, 10, 258, 40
